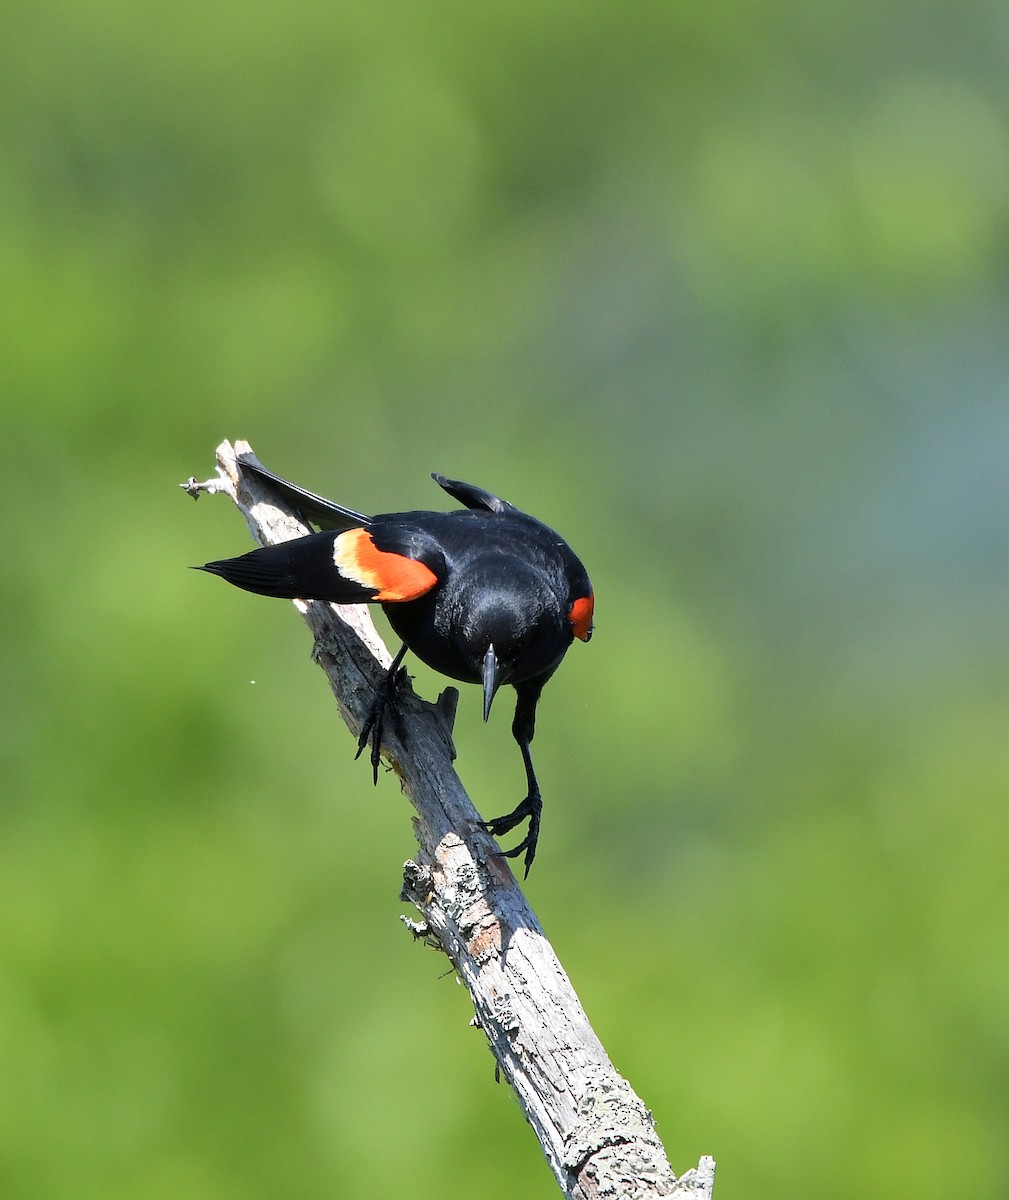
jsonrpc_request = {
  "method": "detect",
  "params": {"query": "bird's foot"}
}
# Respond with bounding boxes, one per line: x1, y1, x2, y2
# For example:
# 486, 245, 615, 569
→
355, 665, 407, 784
478, 792, 542, 878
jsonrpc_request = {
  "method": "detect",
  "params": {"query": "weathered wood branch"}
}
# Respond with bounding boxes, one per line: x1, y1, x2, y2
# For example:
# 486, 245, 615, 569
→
184, 438, 715, 1199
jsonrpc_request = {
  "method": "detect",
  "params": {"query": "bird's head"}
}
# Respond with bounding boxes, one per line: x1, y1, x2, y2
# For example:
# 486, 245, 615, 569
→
459, 577, 570, 720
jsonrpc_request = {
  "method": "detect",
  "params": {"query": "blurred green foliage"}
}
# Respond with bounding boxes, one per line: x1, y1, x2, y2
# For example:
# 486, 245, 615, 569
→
2, 0, 1008, 1196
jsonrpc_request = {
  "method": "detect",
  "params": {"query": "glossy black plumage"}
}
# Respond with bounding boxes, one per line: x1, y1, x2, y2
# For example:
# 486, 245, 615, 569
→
197, 459, 594, 874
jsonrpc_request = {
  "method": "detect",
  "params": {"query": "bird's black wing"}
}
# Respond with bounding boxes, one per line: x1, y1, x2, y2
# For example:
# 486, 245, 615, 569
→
198, 516, 448, 605
238, 457, 371, 530
197, 531, 368, 601
431, 474, 516, 515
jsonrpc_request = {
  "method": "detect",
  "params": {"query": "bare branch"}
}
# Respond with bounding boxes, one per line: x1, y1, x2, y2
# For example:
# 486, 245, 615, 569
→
186, 439, 715, 1199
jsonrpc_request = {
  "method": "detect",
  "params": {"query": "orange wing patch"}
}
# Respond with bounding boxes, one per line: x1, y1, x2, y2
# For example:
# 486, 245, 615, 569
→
569, 594, 594, 641
334, 529, 438, 602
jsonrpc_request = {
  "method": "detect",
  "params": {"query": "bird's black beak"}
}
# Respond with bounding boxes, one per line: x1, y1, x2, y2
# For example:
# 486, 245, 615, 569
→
482, 644, 501, 722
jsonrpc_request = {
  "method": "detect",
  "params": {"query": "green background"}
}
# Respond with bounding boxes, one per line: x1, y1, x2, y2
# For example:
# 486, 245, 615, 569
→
3, 1, 1008, 1197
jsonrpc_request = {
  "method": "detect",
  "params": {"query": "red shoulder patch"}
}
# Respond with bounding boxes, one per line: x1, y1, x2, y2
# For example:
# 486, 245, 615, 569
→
334, 528, 438, 602
568, 594, 594, 641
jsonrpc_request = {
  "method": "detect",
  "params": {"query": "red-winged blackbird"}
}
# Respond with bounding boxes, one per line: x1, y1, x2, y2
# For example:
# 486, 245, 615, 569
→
197, 459, 594, 874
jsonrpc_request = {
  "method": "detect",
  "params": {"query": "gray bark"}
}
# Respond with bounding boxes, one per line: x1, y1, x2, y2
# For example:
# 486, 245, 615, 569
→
183, 438, 715, 1199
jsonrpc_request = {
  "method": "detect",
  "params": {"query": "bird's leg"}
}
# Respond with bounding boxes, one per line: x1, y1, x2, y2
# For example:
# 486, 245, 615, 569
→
480, 741, 542, 877
355, 642, 409, 784
479, 679, 545, 877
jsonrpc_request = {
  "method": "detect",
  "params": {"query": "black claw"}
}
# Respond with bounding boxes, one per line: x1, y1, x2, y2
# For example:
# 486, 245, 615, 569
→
478, 793, 542, 877
355, 703, 384, 784
498, 838, 537, 878
355, 645, 409, 784
355, 694, 387, 784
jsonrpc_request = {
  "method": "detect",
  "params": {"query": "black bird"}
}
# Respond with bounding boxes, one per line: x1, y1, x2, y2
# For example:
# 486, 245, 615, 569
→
197, 459, 594, 874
